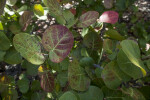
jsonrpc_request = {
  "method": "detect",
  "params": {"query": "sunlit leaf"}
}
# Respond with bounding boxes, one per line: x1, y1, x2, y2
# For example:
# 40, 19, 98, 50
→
42, 25, 74, 63
13, 33, 45, 65
33, 4, 44, 16
119, 40, 147, 77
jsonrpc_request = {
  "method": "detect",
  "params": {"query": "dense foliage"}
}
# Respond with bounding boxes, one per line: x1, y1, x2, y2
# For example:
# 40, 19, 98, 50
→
0, 0, 150, 100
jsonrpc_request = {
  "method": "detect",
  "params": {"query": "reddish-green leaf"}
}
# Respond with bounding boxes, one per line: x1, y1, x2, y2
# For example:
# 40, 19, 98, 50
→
68, 59, 91, 91
42, 25, 74, 63
40, 71, 55, 92
99, 11, 119, 24
77, 11, 99, 28
13, 33, 45, 65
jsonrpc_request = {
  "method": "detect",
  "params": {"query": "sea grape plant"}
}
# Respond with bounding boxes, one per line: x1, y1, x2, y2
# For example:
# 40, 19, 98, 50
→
0, 0, 150, 100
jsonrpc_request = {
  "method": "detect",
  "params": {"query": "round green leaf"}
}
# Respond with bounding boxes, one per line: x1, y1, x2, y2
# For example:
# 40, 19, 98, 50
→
42, 25, 74, 63
59, 91, 80, 100
17, 78, 29, 93
13, 33, 45, 65
79, 86, 104, 100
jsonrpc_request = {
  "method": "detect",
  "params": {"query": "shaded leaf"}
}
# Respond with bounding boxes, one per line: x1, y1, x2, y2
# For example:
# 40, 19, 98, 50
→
42, 25, 74, 63
4, 47, 22, 64
0, 50, 6, 62
17, 78, 29, 93
59, 91, 80, 100
101, 61, 130, 89
57, 72, 68, 87
83, 32, 103, 51
102, 86, 123, 100
104, 29, 125, 41
104, 0, 113, 9
0, 31, 11, 50
9, 22, 21, 34
13, 33, 45, 65
99, 11, 119, 24
77, 11, 99, 28
19, 11, 33, 31
68, 59, 91, 91
22, 60, 39, 76
79, 86, 104, 100
121, 87, 146, 100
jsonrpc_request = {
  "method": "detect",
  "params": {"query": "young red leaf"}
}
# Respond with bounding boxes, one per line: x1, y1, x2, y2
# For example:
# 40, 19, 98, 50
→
99, 11, 119, 24
42, 25, 74, 63
77, 11, 99, 28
